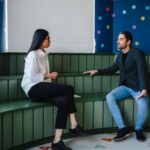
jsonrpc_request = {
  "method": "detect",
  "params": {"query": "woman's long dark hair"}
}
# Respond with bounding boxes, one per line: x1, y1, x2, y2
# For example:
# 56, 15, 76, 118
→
27, 29, 49, 54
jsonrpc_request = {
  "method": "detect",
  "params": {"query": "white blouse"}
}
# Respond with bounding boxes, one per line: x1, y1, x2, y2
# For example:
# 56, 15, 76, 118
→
21, 49, 51, 96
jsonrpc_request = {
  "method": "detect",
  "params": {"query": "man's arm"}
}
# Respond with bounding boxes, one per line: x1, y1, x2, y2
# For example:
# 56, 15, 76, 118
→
136, 51, 147, 90
83, 56, 119, 76
97, 61, 119, 74
135, 50, 148, 100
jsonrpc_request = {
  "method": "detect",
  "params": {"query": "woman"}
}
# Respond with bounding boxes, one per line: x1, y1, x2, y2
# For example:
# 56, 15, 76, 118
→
21, 29, 86, 150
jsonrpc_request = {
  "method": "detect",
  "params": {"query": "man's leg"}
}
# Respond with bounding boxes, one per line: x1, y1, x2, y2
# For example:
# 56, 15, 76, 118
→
131, 90, 149, 141
106, 86, 130, 128
106, 86, 131, 141
135, 96, 148, 130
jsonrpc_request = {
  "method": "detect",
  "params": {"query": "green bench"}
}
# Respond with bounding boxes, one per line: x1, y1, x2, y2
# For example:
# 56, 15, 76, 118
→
0, 53, 150, 149
0, 92, 108, 115
0, 95, 108, 149
1, 74, 150, 150
0, 73, 110, 150
1, 93, 150, 150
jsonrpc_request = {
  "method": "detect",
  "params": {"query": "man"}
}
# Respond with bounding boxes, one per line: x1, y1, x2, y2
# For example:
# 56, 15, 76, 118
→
84, 31, 149, 142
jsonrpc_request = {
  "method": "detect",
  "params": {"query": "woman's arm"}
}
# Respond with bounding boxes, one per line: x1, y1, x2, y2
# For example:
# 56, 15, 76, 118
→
44, 72, 59, 80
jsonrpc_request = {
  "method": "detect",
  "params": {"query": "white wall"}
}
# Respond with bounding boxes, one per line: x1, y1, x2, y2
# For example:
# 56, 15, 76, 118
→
7, 0, 94, 53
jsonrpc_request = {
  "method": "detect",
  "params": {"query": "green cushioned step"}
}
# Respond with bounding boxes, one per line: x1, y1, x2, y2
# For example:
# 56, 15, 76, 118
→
0, 75, 22, 80
0, 73, 121, 80
82, 92, 107, 101
0, 92, 108, 114
0, 100, 49, 114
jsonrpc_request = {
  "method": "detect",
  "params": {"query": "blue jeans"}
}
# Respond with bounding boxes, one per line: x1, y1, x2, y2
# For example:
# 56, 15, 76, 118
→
106, 86, 149, 130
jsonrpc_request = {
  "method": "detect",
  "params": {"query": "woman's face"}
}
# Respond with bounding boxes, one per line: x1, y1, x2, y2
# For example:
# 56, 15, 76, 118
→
41, 36, 51, 49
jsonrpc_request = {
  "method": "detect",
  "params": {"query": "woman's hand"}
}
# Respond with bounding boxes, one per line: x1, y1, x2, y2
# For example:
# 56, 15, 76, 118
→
50, 72, 59, 80
45, 72, 59, 80
83, 70, 98, 76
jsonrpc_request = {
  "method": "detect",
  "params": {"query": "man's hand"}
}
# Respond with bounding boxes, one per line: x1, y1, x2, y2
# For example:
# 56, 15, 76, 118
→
136, 89, 148, 100
83, 70, 98, 76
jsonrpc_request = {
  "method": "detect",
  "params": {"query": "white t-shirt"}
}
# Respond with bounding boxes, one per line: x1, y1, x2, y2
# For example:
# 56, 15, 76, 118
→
21, 49, 51, 96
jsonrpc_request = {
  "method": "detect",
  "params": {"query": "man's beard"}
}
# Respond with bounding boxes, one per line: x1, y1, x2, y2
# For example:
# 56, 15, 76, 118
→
117, 44, 127, 50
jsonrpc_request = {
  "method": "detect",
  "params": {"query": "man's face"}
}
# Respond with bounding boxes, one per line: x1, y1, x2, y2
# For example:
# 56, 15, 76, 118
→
117, 34, 130, 50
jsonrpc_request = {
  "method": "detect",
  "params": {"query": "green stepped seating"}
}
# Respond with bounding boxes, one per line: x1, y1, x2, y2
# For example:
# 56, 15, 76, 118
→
0, 53, 150, 150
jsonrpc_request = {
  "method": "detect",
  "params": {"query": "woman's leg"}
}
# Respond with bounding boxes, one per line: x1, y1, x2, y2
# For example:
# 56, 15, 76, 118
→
28, 83, 71, 143
55, 84, 77, 114
28, 82, 77, 114
50, 96, 70, 129
53, 129, 63, 143
70, 113, 78, 129
28, 82, 82, 139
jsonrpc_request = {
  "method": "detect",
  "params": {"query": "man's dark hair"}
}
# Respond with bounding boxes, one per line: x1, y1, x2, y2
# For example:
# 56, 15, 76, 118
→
119, 31, 133, 45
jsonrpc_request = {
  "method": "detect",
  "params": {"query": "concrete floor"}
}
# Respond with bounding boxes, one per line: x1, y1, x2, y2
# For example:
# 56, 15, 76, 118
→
28, 132, 150, 150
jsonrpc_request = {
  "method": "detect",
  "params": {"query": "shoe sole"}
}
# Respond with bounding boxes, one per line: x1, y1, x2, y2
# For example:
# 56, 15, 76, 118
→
52, 148, 72, 150
52, 146, 72, 150
70, 130, 88, 136
51, 148, 59, 150
51, 148, 64, 150
137, 139, 145, 142
113, 133, 130, 141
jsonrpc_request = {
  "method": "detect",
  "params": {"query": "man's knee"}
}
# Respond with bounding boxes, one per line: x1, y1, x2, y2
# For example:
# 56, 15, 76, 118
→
106, 92, 115, 103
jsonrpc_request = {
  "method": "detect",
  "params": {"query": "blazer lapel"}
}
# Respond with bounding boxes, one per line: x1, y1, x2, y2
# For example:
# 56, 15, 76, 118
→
120, 53, 124, 69
125, 48, 133, 68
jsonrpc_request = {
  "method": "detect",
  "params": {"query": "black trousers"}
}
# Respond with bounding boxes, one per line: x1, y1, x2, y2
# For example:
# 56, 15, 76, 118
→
28, 82, 77, 129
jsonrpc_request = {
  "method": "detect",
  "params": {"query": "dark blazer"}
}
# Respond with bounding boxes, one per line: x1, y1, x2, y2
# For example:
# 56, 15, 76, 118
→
98, 47, 148, 91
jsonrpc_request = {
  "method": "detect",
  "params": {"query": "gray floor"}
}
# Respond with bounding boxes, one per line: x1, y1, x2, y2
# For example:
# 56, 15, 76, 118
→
28, 132, 150, 150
